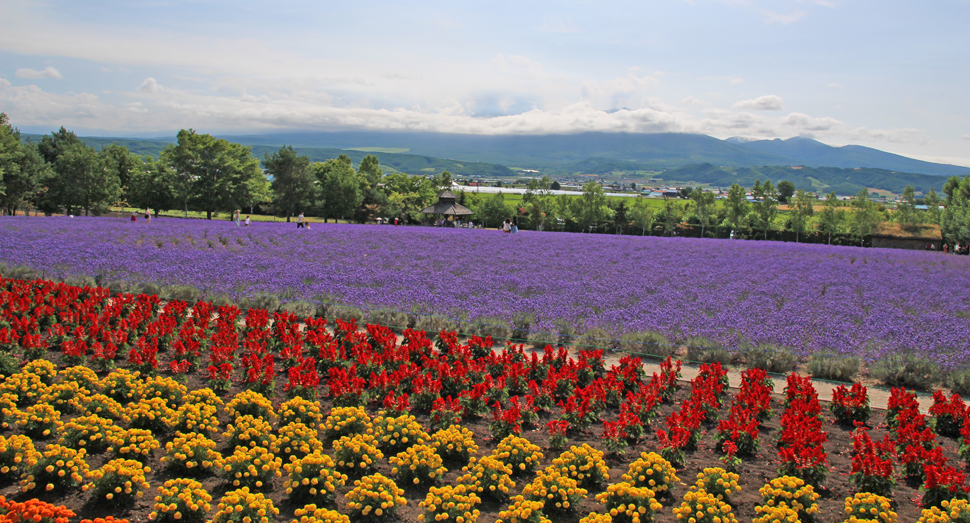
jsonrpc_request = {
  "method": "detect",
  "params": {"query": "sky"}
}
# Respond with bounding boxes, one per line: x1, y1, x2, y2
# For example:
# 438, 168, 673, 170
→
1, 0, 969, 166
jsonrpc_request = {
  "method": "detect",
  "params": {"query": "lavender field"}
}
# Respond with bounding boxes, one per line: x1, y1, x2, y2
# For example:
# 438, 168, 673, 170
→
2, 216, 969, 367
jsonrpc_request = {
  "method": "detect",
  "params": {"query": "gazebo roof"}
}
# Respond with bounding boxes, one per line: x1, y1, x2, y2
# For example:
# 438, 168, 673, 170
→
420, 190, 475, 216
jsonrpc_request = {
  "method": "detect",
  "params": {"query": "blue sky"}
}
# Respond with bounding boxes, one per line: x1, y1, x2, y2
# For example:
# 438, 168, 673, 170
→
1, 0, 969, 166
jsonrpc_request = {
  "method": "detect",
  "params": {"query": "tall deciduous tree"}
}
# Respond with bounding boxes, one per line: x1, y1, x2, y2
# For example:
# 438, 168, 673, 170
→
523, 176, 553, 231
818, 191, 844, 244
98, 143, 141, 199
476, 192, 512, 229
314, 155, 361, 222
628, 197, 654, 236
355, 154, 388, 223
265, 145, 314, 222
574, 182, 612, 232
161, 129, 267, 219
381, 172, 436, 223
941, 176, 970, 244
897, 185, 918, 225
924, 188, 941, 224
850, 189, 880, 246
128, 156, 177, 215
751, 179, 778, 240
777, 180, 796, 204
725, 183, 749, 237
689, 187, 715, 237
48, 143, 119, 216
788, 189, 815, 243
659, 195, 683, 236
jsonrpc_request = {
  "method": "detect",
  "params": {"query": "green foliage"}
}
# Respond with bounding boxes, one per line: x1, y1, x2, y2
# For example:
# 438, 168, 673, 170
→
742, 346, 798, 374
870, 352, 938, 390
942, 176, 970, 243
617, 331, 675, 359
265, 145, 315, 220
807, 354, 860, 382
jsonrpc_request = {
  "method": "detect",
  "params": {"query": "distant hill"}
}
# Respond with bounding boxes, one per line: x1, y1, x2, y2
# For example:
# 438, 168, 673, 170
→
22, 134, 514, 179
726, 136, 970, 178
660, 163, 947, 196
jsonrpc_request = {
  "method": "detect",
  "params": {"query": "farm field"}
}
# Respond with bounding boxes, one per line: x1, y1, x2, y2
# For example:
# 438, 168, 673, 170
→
1, 277, 970, 523
1, 216, 969, 370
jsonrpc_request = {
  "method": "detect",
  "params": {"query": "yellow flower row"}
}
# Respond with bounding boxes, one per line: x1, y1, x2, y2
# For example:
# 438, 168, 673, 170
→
149, 478, 212, 523
492, 435, 543, 475
431, 425, 478, 463
345, 473, 407, 520
550, 443, 610, 490
622, 451, 679, 494
283, 450, 347, 504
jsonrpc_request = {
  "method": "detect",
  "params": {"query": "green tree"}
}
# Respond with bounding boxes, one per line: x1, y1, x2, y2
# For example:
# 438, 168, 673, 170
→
265, 145, 314, 222
48, 143, 120, 216
36, 127, 83, 165
523, 176, 553, 231
381, 171, 437, 223
355, 154, 388, 223
941, 176, 970, 244
574, 182, 612, 232
751, 179, 778, 240
924, 188, 941, 224
689, 187, 715, 237
611, 200, 628, 234
476, 192, 512, 229
98, 143, 140, 200
788, 189, 815, 243
777, 180, 796, 204
161, 129, 266, 219
628, 197, 655, 235
850, 189, 880, 246
658, 196, 683, 236
128, 156, 177, 215
550, 180, 561, 191
314, 155, 361, 222
433, 170, 454, 191
818, 192, 844, 244
897, 185, 918, 225
725, 183, 749, 237
0, 114, 47, 216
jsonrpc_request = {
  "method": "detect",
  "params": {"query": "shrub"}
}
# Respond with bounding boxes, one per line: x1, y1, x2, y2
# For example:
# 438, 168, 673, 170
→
742, 346, 798, 374
389, 443, 446, 486
344, 473, 407, 521
279, 300, 317, 319
843, 492, 896, 523
59, 366, 101, 393
327, 304, 365, 324
225, 390, 276, 423
431, 425, 479, 464
692, 467, 741, 503
946, 369, 970, 397
210, 487, 278, 523
618, 331, 675, 359
492, 435, 543, 476
161, 432, 221, 476
333, 434, 383, 475
495, 497, 549, 523
172, 398, 221, 436
273, 422, 323, 463
15, 403, 62, 439
469, 316, 511, 342
83, 458, 151, 505
672, 489, 738, 523
622, 451, 679, 496
917, 498, 970, 523
100, 369, 142, 404
759, 476, 819, 521
22, 360, 56, 385
1, 372, 48, 406
39, 381, 87, 414
283, 451, 347, 504
239, 294, 280, 312
371, 412, 428, 454
576, 327, 619, 352
550, 444, 610, 491
58, 414, 120, 454
124, 397, 175, 435
367, 309, 409, 332
686, 345, 736, 365
807, 354, 860, 382
0, 434, 37, 479
418, 485, 482, 523
138, 376, 187, 409
458, 455, 516, 499
292, 506, 349, 523
521, 466, 587, 513
217, 445, 282, 490
594, 482, 663, 523
224, 415, 276, 450
870, 353, 939, 390
322, 406, 372, 440
20, 444, 89, 493
106, 428, 159, 461
148, 478, 212, 523
279, 396, 323, 429
72, 394, 125, 421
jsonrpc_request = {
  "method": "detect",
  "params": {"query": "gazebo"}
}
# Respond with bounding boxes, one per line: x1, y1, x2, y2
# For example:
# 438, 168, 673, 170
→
419, 190, 474, 225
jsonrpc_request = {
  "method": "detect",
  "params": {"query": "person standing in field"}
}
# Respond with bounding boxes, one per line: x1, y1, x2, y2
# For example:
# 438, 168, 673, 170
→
234, 209, 241, 227
297, 212, 305, 229
244, 215, 251, 227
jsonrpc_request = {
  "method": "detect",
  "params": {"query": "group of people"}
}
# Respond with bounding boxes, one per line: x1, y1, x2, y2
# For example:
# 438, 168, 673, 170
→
130, 208, 152, 224
232, 210, 251, 227
502, 218, 518, 234
940, 243, 970, 254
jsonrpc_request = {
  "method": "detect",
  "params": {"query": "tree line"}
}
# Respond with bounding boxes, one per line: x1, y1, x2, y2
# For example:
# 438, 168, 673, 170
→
2, 113, 969, 246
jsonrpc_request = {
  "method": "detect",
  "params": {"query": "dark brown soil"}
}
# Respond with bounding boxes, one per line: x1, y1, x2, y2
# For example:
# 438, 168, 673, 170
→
0, 348, 954, 523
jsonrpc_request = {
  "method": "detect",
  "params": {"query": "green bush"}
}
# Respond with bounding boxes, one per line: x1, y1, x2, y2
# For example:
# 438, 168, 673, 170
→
869, 352, 938, 390
618, 331, 675, 360
687, 345, 737, 365
527, 330, 559, 349
207, 293, 235, 309
366, 308, 409, 331
138, 282, 162, 297
165, 285, 203, 303
0, 352, 20, 378
279, 300, 317, 319
239, 293, 281, 312
742, 346, 798, 374
467, 316, 510, 342
807, 354, 860, 382
510, 313, 533, 342
576, 327, 620, 351
64, 275, 97, 288
946, 368, 970, 396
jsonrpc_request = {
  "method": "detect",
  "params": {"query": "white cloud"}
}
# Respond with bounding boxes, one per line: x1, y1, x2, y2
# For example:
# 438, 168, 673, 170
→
783, 112, 841, 131
15, 66, 62, 79
733, 95, 785, 111
138, 77, 162, 93
491, 54, 545, 78
0, 77, 10, 88
700, 76, 745, 85
961, 134, 970, 141
850, 126, 929, 145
